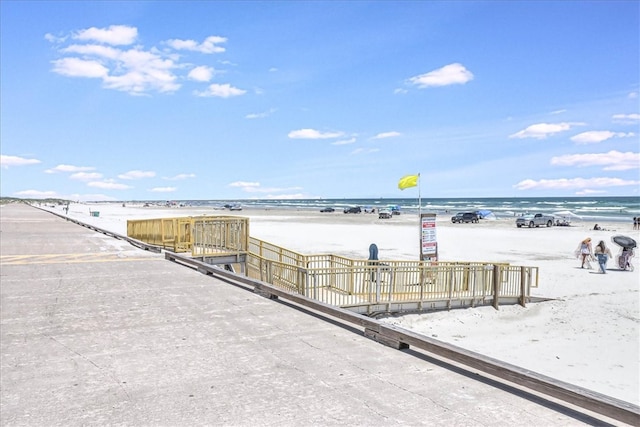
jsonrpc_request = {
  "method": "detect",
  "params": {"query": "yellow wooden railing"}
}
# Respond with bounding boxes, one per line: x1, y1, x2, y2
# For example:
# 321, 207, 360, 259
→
128, 215, 538, 314
127, 215, 249, 256
246, 236, 537, 314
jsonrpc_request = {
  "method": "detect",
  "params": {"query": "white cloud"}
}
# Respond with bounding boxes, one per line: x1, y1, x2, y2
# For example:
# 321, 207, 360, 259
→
104, 49, 180, 94
612, 113, 640, 124
408, 63, 474, 88
371, 131, 401, 140
1, 155, 41, 168
118, 170, 156, 180
227, 181, 302, 194
575, 189, 608, 196
551, 151, 640, 171
14, 190, 117, 202
246, 108, 276, 119
51, 57, 109, 78
164, 173, 196, 181
394, 88, 408, 95
195, 83, 246, 98
628, 91, 638, 99
70, 172, 103, 181
48, 27, 236, 95
351, 148, 380, 155
45, 164, 95, 173
73, 25, 138, 46
229, 181, 261, 190
509, 122, 584, 139
14, 189, 59, 198
51, 45, 180, 94
188, 66, 215, 82
513, 177, 639, 191
62, 44, 120, 59
166, 36, 227, 54
44, 33, 67, 43
288, 129, 344, 139
149, 187, 177, 193
570, 131, 634, 144
87, 180, 132, 190
331, 138, 357, 146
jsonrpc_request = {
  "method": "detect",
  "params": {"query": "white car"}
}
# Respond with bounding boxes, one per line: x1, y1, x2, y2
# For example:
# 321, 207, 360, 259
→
378, 209, 392, 219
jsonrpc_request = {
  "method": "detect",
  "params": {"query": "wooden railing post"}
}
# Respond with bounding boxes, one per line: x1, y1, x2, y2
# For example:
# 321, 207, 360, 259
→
130, 217, 539, 315
493, 264, 500, 310
519, 267, 527, 307
447, 268, 454, 310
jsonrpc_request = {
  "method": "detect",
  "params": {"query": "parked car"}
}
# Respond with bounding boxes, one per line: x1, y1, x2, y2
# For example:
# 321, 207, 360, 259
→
378, 209, 392, 219
320, 207, 335, 213
229, 204, 242, 211
451, 212, 479, 223
344, 206, 362, 214
516, 213, 554, 228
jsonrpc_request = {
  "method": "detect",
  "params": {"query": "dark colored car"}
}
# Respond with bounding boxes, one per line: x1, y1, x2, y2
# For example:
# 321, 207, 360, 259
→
451, 212, 479, 223
344, 206, 362, 214
320, 207, 335, 213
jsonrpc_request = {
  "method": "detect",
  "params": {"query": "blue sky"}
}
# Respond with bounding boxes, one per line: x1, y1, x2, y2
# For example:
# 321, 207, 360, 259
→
1, 1, 638, 201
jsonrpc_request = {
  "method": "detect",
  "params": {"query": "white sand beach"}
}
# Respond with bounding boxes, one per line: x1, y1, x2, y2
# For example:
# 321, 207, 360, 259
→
45, 202, 639, 405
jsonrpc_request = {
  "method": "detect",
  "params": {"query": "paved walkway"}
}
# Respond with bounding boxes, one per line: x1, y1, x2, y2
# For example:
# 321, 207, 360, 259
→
0, 204, 613, 426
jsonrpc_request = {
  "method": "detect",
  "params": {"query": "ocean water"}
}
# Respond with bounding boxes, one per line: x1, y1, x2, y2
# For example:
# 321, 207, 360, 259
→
180, 196, 639, 223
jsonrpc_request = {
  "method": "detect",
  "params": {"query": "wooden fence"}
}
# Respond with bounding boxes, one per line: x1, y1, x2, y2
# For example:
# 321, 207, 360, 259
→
128, 215, 538, 314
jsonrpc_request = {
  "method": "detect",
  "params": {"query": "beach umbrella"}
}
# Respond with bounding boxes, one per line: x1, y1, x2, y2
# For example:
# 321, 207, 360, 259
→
612, 235, 637, 249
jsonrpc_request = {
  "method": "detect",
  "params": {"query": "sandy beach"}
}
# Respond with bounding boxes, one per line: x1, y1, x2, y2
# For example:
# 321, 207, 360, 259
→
41, 202, 639, 405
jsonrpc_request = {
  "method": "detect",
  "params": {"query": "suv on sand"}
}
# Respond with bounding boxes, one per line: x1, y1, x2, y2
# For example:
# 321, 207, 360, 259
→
451, 212, 479, 223
344, 206, 362, 214
378, 209, 392, 219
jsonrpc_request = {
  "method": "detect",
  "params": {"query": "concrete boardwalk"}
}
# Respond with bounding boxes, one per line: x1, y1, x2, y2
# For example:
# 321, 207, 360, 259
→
0, 204, 613, 426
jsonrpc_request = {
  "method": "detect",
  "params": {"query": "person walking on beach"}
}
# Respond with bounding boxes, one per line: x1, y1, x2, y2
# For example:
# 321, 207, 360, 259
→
576, 238, 593, 269
618, 246, 635, 271
594, 240, 612, 273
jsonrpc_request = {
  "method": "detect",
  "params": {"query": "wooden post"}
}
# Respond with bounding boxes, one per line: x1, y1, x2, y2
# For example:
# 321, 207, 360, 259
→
447, 267, 454, 310
519, 266, 527, 307
493, 264, 500, 310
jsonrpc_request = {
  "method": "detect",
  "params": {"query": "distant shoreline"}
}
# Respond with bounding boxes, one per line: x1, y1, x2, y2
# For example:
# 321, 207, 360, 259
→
84, 196, 640, 223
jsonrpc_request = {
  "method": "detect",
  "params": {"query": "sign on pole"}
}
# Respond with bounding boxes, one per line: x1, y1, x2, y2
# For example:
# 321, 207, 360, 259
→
420, 213, 437, 261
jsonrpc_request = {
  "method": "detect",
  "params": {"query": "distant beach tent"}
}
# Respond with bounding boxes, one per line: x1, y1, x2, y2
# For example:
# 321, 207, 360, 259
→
476, 209, 496, 220
398, 174, 419, 190
553, 210, 583, 220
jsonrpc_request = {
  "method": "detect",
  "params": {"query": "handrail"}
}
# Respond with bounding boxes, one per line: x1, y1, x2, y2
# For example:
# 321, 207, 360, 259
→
165, 250, 640, 426
245, 248, 537, 313
37, 207, 639, 425
35, 206, 162, 253
126, 215, 538, 312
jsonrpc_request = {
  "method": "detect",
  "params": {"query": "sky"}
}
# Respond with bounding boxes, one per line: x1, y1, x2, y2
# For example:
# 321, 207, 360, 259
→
1, 1, 639, 202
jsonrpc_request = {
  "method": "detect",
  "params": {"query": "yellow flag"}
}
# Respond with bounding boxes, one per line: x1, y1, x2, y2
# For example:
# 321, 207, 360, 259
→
398, 174, 419, 190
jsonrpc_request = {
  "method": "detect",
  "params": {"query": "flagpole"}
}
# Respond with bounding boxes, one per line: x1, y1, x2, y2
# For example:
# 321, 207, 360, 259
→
418, 173, 421, 218
418, 173, 422, 259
